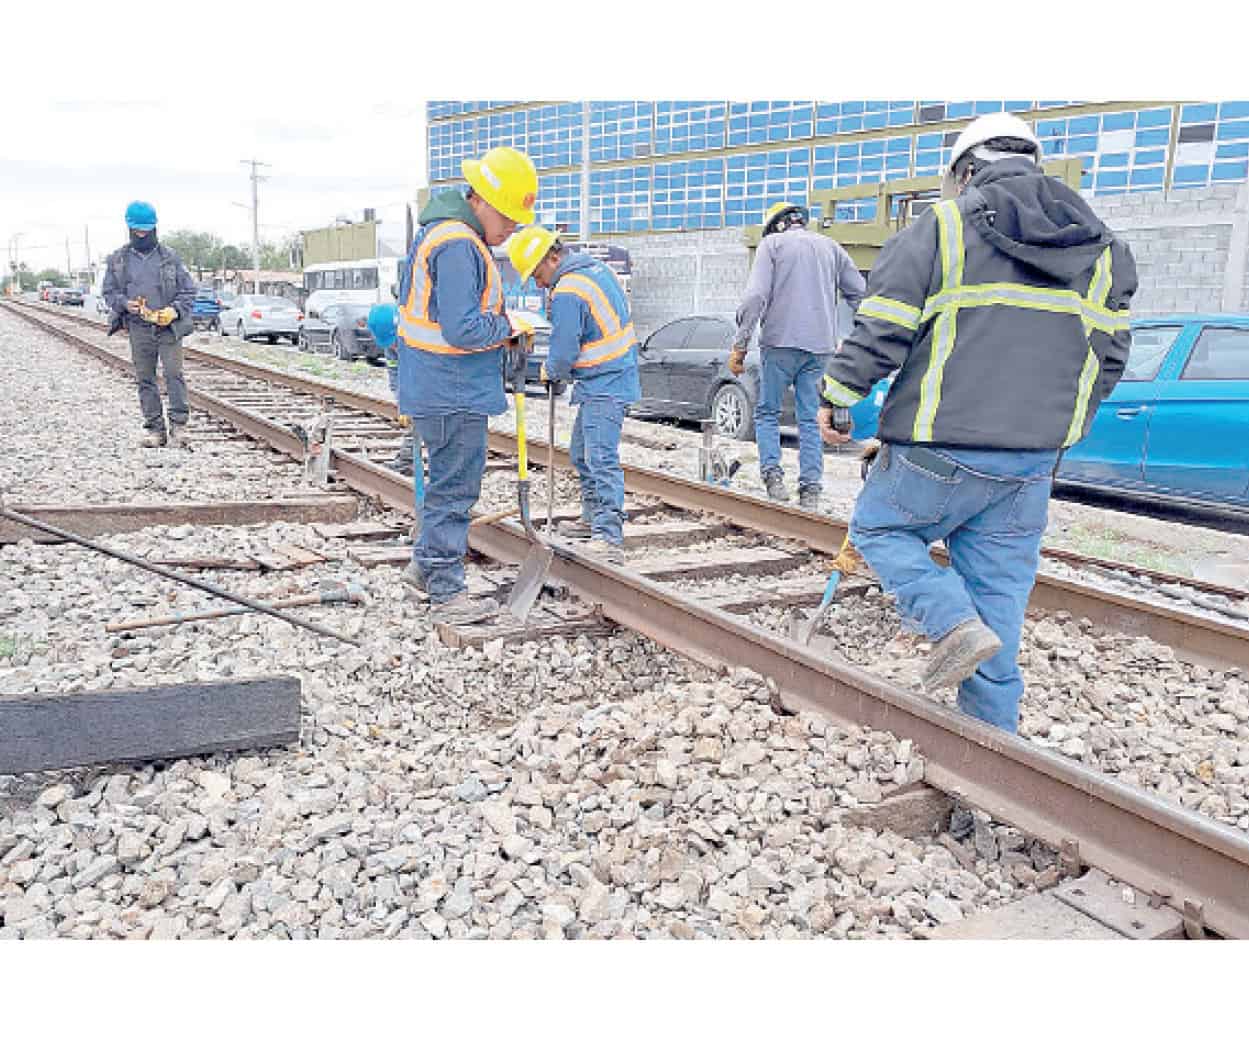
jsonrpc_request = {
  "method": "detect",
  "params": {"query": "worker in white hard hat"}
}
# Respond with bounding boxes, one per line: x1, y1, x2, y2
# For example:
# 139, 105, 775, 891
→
730, 201, 865, 510
395, 145, 539, 625
817, 111, 1138, 734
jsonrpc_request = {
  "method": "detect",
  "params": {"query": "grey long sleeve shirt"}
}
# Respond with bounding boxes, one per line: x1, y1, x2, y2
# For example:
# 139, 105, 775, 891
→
734, 226, 866, 355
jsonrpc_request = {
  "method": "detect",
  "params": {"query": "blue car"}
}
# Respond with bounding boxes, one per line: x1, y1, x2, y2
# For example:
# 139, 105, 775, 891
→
1056, 315, 1249, 513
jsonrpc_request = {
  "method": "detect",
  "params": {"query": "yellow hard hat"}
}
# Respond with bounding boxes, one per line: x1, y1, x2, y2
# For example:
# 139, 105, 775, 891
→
762, 201, 808, 236
507, 225, 561, 282
462, 146, 538, 224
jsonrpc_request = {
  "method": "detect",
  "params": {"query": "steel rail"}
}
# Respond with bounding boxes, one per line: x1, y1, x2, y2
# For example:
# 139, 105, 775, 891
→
12, 301, 1249, 935
8, 301, 1249, 673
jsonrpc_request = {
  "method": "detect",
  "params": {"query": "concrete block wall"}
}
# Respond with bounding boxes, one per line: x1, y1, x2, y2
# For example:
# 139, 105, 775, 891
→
616, 185, 1249, 335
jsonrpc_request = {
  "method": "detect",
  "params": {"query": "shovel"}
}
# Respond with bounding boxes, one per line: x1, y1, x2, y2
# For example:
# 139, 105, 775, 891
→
790, 531, 858, 645
505, 343, 554, 621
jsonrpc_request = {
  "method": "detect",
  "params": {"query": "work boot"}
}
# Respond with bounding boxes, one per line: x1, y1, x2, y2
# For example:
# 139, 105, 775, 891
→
798, 484, 821, 511
558, 518, 594, 540
763, 471, 789, 502
141, 428, 167, 448
435, 592, 501, 626
585, 538, 625, 566
923, 619, 1003, 691
167, 423, 188, 449
401, 561, 428, 600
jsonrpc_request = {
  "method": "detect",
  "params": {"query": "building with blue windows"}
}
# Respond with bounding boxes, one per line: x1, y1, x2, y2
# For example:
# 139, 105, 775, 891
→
426, 101, 1249, 237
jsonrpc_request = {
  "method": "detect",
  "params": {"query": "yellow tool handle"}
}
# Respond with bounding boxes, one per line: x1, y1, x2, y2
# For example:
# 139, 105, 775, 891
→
515, 391, 528, 480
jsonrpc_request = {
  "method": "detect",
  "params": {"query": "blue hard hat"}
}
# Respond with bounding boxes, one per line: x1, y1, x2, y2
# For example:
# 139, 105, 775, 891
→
367, 302, 398, 348
125, 200, 158, 230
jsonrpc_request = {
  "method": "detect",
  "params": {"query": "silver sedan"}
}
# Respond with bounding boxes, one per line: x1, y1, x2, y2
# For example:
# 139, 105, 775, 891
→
219, 294, 301, 344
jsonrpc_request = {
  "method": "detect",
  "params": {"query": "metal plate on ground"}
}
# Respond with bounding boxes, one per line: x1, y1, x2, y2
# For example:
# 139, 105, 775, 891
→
1053, 869, 1185, 939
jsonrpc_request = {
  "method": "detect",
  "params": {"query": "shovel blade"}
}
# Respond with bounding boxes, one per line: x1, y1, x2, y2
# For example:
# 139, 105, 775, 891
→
506, 543, 555, 621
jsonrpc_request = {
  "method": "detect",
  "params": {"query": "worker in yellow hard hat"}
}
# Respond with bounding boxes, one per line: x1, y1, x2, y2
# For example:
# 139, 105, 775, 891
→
395, 145, 539, 625
507, 225, 640, 565
731, 199, 865, 510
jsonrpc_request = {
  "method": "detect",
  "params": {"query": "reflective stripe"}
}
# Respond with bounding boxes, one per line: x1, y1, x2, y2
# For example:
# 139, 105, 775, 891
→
552, 271, 637, 370
921, 282, 1128, 334
822, 374, 864, 406
1064, 247, 1114, 446
397, 221, 506, 355
859, 294, 921, 331
913, 201, 964, 441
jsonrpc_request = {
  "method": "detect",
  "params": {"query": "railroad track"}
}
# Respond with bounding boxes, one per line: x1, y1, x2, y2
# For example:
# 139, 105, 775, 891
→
7, 297, 1249, 938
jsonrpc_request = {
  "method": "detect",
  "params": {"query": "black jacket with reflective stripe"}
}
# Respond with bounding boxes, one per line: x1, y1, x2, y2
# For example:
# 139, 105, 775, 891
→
822, 159, 1137, 451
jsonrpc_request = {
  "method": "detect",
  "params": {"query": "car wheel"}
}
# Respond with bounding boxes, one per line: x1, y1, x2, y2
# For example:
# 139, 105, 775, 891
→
297, 332, 310, 352
237, 321, 246, 341
332, 332, 350, 361
712, 383, 754, 441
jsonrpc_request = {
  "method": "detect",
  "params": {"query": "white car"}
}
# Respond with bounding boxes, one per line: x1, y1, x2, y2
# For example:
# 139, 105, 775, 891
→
219, 294, 301, 344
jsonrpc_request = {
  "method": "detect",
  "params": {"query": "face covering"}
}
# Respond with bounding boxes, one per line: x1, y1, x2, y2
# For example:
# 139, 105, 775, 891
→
130, 230, 158, 253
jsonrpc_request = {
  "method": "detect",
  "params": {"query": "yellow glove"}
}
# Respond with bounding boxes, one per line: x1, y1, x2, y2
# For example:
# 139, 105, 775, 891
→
138, 299, 159, 323
398, 415, 411, 429
509, 315, 535, 352
154, 306, 178, 327
727, 348, 746, 376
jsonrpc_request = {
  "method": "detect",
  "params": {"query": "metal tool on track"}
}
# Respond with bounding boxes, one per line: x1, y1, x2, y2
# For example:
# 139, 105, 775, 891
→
504, 339, 554, 622
546, 381, 557, 532
106, 582, 368, 633
0, 499, 361, 646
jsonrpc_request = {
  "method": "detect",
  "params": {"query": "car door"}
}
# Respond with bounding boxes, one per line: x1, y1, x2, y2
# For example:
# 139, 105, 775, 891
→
667, 318, 737, 416
1058, 323, 1186, 488
313, 305, 339, 351
635, 318, 700, 411
1143, 323, 1249, 503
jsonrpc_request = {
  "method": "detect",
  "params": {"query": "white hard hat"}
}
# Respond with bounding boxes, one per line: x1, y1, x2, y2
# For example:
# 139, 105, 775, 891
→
941, 112, 1041, 199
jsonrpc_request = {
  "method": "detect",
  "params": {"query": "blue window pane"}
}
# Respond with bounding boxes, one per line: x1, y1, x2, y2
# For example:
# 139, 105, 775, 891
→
1067, 135, 1099, 152
1101, 111, 1135, 131
1212, 161, 1249, 181
1217, 142, 1249, 159
1135, 149, 1166, 165
918, 133, 942, 148
1080, 172, 1093, 189
1068, 115, 1099, 134
1005, 100, 1030, 111
1136, 128, 1170, 148
863, 112, 886, 129
1095, 170, 1129, 188
974, 101, 1003, 114
1037, 119, 1066, 136
1136, 107, 1172, 128
1217, 120, 1249, 141
843, 101, 864, 115
1220, 101, 1249, 119
1172, 165, 1209, 185
1181, 103, 1218, 123
1099, 152, 1129, 168
946, 102, 973, 118
840, 116, 863, 132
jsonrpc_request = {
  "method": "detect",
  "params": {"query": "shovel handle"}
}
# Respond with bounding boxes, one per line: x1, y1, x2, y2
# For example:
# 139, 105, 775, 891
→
470, 505, 520, 527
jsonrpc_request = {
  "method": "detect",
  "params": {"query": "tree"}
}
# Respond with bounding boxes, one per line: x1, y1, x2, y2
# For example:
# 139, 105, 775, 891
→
220, 245, 250, 271
162, 230, 224, 278
34, 268, 69, 288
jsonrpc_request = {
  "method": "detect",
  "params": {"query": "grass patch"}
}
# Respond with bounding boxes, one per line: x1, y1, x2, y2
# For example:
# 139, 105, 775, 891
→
1047, 522, 1192, 576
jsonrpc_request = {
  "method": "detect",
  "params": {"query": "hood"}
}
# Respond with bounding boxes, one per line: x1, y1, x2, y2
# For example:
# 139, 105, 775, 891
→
551, 251, 597, 281
963, 157, 1112, 281
417, 188, 484, 237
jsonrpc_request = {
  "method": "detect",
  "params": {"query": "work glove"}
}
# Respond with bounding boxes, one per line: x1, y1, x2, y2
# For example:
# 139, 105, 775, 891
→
398, 414, 411, 429
154, 306, 178, 327
539, 364, 567, 397
508, 315, 535, 352
727, 348, 746, 376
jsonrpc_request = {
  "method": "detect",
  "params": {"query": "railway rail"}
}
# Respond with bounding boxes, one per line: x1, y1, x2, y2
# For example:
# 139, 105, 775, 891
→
6, 297, 1249, 938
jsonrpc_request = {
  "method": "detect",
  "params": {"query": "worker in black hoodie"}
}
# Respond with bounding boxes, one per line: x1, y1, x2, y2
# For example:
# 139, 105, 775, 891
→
818, 112, 1137, 734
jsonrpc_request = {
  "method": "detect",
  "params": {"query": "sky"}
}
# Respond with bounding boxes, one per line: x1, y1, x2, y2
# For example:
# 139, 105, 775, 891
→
1, 1, 1235, 279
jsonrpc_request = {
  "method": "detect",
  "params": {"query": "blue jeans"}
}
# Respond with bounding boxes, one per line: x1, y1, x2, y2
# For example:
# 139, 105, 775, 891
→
411, 412, 488, 603
849, 443, 1057, 733
569, 397, 626, 544
755, 347, 825, 490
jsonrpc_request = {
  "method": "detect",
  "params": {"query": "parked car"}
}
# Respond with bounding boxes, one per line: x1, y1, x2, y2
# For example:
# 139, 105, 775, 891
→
59, 288, 83, 306
629, 314, 887, 441
192, 288, 224, 331
218, 294, 300, 344
297, 302, 381, 361
1056, 315, 1249, 513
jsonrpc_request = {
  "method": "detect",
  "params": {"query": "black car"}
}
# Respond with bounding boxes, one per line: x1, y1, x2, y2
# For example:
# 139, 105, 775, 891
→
59, 288, 84, 306
629, 315, 795, 440
298, 303, 381, 361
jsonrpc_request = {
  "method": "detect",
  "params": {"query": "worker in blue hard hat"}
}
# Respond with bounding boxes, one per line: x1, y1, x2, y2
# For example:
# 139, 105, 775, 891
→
101, 200, 197, 448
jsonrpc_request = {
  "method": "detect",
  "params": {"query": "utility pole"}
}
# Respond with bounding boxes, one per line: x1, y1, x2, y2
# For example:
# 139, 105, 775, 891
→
66, 237, 73, 284
84, 224, 92, 282
241, 159, 271, 293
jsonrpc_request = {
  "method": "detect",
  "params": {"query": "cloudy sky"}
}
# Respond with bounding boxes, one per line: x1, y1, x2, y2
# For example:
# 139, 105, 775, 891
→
1, 4, 1225, 279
